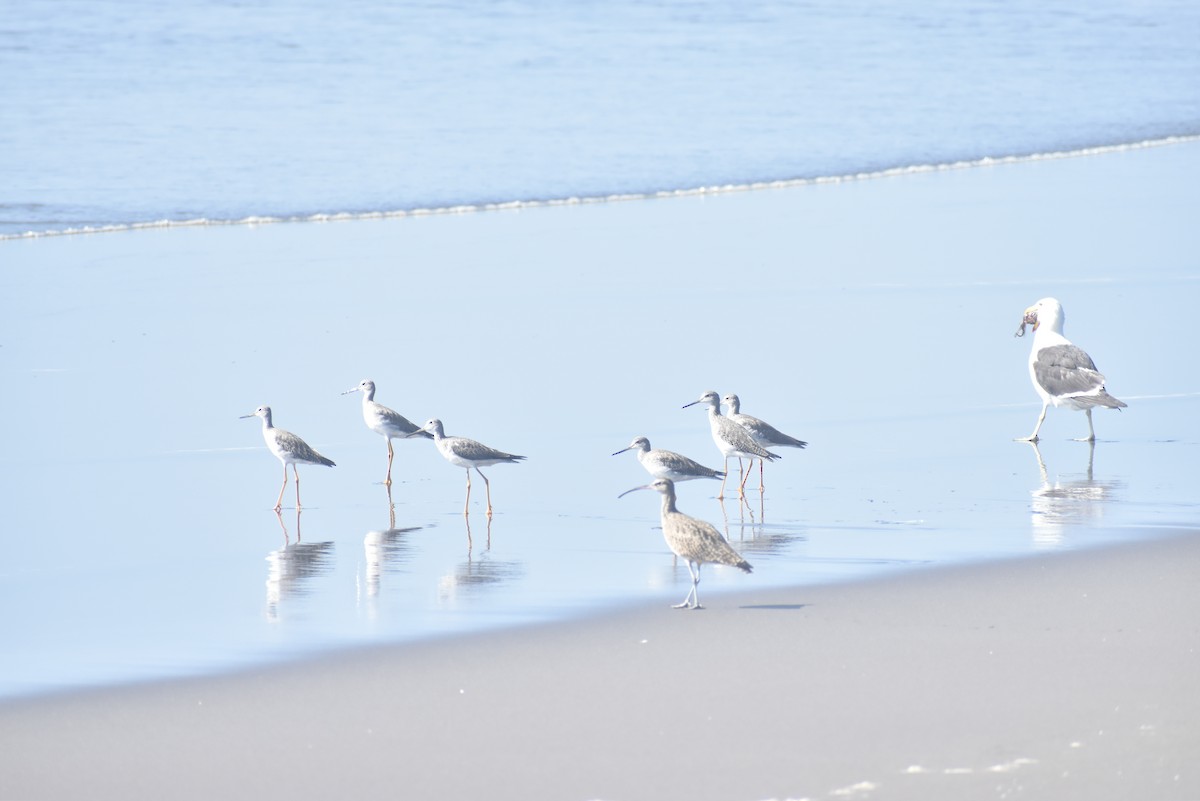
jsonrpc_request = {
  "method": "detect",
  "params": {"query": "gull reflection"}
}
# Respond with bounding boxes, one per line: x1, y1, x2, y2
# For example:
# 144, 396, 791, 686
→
1027, 441, 1122, 548
265, 510, 335, 621
437, 516, 523, 605
360, 496, 422, 615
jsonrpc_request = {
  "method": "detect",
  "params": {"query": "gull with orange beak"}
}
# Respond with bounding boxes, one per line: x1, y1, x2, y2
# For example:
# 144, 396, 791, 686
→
1015, 298, 1126, 442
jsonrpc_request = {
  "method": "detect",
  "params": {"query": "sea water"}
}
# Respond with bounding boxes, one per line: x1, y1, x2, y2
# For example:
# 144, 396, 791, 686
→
1, 1, 1198, 699
2, 0, 1199, 237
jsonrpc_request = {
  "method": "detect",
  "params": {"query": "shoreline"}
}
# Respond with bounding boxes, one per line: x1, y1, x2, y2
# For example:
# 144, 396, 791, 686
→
3, 529, 1196, 800
1, 519, 1192, 706
5, 133, 1198, 241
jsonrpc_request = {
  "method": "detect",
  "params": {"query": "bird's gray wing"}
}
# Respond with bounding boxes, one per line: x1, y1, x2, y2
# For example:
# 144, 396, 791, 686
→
380, 406, 433, 438
277, 430, 336, 467
448, 437, 525, 463
1034, 344, 1105, 396
738, 414, 807, 449
656, 450, 723, 477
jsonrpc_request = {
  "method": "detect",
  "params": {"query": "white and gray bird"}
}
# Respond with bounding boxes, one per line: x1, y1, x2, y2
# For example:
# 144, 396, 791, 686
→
619, 477, 752, 609
408, 418, 525, 517
612, 436, 725, 483
722, 393, 806, 492
682, 390, 779, 498
241, 405, 335, 511
341, 379, 431, 486
1015, 298, 1126, 442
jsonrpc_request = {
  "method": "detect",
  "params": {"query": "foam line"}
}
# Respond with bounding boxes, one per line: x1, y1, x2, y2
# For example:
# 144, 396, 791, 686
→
5, 134, 1198, 242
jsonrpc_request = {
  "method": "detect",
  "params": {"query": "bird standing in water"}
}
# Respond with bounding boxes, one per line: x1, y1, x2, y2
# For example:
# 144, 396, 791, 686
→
612, 436, 725, 483
241, 406, 335, 511
683, 390, 779, 498
342, 379, 431, 486
409, 418, 525, 517
1015, 298, 1126, 442
620, 477, 752, 609
722, 393, 807, 492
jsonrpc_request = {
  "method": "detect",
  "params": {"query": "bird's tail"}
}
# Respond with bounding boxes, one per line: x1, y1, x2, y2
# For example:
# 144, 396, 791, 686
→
1092, 391, 1127, 410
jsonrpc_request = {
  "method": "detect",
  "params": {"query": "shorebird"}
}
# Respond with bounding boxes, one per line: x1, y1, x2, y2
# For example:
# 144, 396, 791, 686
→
612, 436, 725, 483
682, 390, 779, 498
341, 379, 431, 486
722, 393, 807, 492
408, 418, 525, 516
1014, 298, 1126, 442
241, 406, 335, 511
619, 477, 752, 609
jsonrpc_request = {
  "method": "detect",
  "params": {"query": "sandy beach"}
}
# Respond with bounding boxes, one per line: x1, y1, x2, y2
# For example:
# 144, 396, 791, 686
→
2, 530, 1197, 801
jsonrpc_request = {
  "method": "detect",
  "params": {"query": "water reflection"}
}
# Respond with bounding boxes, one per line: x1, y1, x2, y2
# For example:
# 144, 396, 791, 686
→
1027, 442, 1123, 548
437, 516, 524, 604
265, 511, 336, 620
360, 497, 422, 614
718, 494, 804, 557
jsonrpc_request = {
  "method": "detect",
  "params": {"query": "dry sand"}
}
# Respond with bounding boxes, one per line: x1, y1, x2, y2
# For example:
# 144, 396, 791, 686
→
1, 530, 1196, 801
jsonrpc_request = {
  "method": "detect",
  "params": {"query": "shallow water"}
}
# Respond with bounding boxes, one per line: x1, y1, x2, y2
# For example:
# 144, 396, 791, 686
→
1, 141, 1198, 699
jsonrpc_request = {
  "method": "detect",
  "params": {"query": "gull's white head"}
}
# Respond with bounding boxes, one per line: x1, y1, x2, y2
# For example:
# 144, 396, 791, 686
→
1017, 297, 1064, 337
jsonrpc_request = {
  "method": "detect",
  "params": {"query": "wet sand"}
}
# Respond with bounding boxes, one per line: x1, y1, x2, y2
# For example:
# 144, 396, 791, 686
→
2, 530, 1196, 801
3, 135, 1199, 797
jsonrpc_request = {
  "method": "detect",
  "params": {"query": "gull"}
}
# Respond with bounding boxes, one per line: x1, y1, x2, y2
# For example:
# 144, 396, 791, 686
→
241, 406, 335, 511
619, 477, 752, 609
682, 390, 779, 498
722, 393, 807, 492
1015, 298, 1126, 442
409, 418, 525, 517
612, 436, 725, 483
342, 379, 431, 486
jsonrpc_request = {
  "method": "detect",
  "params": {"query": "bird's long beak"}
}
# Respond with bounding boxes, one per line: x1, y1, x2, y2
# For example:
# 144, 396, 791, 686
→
612, 446, 632, 456
341, 387, 360, 395
239, 413, 255, 419
682, 399, 701, 409
618, 484, 651, 499
404, 424, 431, 438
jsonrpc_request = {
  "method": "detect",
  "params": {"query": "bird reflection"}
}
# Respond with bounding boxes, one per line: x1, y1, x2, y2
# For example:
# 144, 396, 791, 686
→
719, 493, 802, 556
718, 491, 759, 531
265, 510, 335, 620
1027, 441, 1122, 548
360, 495, 421, 612
463, 512, 492, 552
437, 517, 523, 604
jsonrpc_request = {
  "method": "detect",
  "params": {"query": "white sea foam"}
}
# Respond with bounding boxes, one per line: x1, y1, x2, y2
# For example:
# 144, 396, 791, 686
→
4, 135, 1196, 242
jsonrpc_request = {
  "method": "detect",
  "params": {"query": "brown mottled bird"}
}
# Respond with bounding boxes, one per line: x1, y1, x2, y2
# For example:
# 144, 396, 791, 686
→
620, 478, 752, 609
